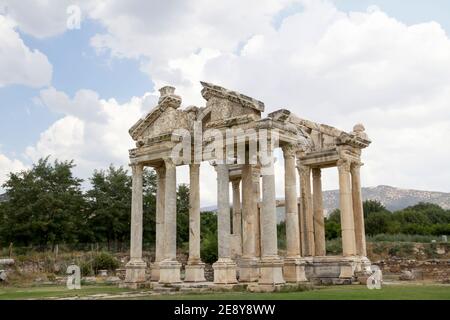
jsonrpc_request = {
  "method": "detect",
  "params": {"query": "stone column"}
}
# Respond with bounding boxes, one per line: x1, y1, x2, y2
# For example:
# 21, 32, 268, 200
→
253, 169, 262, 258
185, 163, 206, 282
231, 178, 242, 259
213, 163, 237, 284
299, 165, 315, 257
259, 148, 284, 285
338, 159, 357, 257
239, 164, 259, 282
282, 145, 307, 282
151, 165, 165, 281
312, 168, 326, 256
351, 162, 367, 257
159, 158, 181, 284
125, 163, 147, 287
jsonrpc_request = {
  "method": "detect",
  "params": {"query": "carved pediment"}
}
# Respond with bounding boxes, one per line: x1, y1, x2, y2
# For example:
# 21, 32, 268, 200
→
200, 82, 264, 127
129, 86, 189, 142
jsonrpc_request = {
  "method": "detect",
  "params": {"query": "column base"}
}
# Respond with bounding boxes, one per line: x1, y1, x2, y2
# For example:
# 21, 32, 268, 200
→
238, 257, 260, 282
185, 262, 206, 282
150, 262, 161, 281
124, 259, 147, 284
213, 259, 237, 284
159, 260, 182, 284
259, 256, 285, 285
339, 256, 360, 279
283, 257, 308, 283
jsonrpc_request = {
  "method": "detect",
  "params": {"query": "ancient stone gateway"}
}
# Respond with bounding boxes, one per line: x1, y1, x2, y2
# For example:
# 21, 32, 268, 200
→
123, 82, 371, 289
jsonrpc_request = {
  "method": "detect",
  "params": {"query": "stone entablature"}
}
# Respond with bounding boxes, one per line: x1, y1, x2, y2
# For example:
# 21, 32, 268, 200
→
123, 81, 372, 289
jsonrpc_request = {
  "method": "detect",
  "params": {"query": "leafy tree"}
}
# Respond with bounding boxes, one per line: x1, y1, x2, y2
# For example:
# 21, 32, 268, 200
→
85, 165, 132, 247
200, 211, 217, 263
143, 169, 157, 245
176, 184, 190, 245
0, 157, 86, 246
363, 200, 387, 217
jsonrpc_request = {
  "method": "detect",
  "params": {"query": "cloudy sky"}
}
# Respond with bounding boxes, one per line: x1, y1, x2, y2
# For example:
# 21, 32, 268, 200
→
1, 0, 450, 206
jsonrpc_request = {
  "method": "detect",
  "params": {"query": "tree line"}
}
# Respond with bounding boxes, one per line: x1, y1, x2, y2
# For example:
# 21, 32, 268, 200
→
0, 157, 217, 253
324, 200, 450, 240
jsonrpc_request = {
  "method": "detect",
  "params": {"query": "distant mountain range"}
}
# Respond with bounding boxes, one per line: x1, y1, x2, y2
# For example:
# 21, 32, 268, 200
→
322, 185, 450, 214
201, 185, 450, 222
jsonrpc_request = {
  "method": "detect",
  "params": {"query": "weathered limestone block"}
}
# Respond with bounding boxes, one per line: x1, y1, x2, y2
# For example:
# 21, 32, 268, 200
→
213, 259, 238, 284
283, 258, 308, 283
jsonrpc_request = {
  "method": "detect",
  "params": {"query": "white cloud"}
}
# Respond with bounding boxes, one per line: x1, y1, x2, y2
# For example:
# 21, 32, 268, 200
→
0, 153, 27, 189
7, 0, 449, 203
85, 0, 450, 194
0, 15, 52, 87
26, 88, 158, 183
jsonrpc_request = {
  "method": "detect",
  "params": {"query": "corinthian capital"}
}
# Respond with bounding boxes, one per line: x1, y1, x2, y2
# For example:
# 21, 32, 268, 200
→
282, 144, 297, 159
298, 165, 311, 176
337, 159, 351, 173
351, 162, 363, 173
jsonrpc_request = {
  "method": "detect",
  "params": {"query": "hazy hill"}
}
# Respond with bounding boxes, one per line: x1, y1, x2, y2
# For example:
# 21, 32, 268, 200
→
322, 185, 450, 214
201, 185, 450, 222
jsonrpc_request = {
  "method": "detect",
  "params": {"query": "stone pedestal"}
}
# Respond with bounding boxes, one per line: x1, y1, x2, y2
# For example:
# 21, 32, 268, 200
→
159, 260, 182, 284
150, 262, 160, 281
259, 257, 285, 285
238, 258, 260, 282
283, 257, 308, 283
213, 259, 238, 284
124, 260, 147, 288
185, 263, 206, 282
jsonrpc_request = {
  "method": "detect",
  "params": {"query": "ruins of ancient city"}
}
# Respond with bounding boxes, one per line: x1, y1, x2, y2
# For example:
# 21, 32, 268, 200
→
123, 82, 372, 290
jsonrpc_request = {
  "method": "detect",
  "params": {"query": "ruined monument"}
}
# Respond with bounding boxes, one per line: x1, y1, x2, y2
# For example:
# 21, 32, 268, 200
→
123, 82, 371, 289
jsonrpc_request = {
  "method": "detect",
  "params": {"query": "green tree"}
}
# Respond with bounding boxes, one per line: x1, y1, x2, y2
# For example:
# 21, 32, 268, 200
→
176, 184, 190, 245
85, 165, 132, 247
363, 200, 388, 217
0, 157, 86, 246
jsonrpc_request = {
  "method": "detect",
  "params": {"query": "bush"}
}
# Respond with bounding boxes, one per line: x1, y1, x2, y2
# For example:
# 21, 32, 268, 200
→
92, 252, 119, 273
388, 243, 414, 257
79, 260, 94, 276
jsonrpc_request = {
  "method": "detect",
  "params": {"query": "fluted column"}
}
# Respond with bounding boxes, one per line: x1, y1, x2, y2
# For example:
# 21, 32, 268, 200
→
282, 145, 301, 258
151, 165, 165, 281
231, 178, 242, 258
125, 163, 146, 286
185, 163, 206, 282
239, 164, 259, 282
253, 169, 262, 258
312, 168, 326, 256
213, 163, 237, 284
299, 165, 315, 256
351, 162, 367, 257
159, 158, 181, 283
282, 145, 307, 282
259, 147, 285, 285
338, 159, 357, 257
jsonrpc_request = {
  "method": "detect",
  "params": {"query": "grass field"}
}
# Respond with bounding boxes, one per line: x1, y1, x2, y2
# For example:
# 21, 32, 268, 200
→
1, 284, 449, 300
